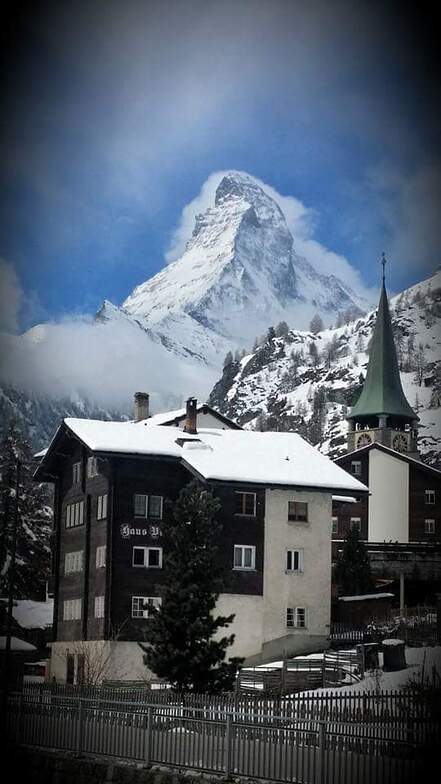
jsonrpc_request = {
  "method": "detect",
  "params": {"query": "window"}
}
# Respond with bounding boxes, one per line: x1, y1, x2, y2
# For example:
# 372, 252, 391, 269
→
131, 596, 162, 619
63, 598, 82, 621
87, 456, 99, 478
350, 517, 361, 531
66, 501, 84, 528
235, 492, 256, 516
233, 545, 256, 570
288, 501, 308, 522
332, 516, 338, 535
351, 461, 362, 476
97, 494, 108, 520
425, 519, 435, 535
96, 545, 106, 568
286, 607, 307, 628
132, 546, 162, 568
425, 490, 435, 505
72, 462, 82, 484
95, 595, 105, 618
65, 550, 83, 574
134, 494, 163, 519
286, 549, 303, 572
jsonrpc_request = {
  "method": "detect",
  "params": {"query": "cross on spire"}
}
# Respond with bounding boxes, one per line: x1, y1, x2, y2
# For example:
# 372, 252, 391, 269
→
381, 252, 387, 285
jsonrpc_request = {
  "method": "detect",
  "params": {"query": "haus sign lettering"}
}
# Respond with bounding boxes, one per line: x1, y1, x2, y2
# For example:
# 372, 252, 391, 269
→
120, 524, 161, 539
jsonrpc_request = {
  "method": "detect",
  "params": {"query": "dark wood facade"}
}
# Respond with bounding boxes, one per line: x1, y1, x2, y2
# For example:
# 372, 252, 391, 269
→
46, 428, 267, 645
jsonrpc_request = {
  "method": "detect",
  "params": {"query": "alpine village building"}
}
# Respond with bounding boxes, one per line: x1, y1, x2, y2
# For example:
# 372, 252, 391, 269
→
35, 397, 366, 684
332, 265, 441, 591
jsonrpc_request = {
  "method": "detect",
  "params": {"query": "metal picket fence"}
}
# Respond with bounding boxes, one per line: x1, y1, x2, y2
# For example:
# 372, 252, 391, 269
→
6, 692, 437, 784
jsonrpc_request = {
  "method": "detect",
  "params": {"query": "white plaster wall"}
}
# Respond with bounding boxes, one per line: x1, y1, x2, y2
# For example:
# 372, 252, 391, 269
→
177, 412, 233, 430
368, 449, 409, 543
214, 593, 264, 660
263, 488, 332, 650
50, 640, 153, 683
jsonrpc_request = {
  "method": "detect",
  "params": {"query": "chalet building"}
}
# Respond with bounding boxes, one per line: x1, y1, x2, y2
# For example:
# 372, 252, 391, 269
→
35, 397, 366, 683
332, 261, 441, 584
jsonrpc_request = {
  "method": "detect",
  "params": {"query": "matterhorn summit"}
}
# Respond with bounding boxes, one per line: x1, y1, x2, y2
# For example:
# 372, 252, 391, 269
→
121, 171, 367, 346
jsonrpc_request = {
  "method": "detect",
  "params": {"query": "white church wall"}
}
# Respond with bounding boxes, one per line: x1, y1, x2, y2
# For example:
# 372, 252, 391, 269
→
368, 449, 409, 543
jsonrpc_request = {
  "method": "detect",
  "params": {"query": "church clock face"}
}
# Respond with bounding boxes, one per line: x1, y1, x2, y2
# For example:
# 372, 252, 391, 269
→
356, 433, 372, 448
392, 433, 408, 453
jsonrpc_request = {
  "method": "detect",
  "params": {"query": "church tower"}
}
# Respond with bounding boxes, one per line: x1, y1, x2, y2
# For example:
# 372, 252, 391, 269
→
347, 255, 419, 458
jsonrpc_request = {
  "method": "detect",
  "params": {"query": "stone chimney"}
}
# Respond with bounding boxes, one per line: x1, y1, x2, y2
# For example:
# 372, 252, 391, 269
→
184, 397, 197, 434
133, 392, 149, 422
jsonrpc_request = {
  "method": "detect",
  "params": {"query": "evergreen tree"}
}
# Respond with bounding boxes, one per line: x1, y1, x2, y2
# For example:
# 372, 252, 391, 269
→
334, 526, 373, 596
223, 350, 234, 368
140, 480, 243, 692
309, 313, 324, 334
0, 422, 52, 599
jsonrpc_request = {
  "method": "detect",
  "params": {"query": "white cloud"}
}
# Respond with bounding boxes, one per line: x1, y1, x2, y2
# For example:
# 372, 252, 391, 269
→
0, 261, 22, 333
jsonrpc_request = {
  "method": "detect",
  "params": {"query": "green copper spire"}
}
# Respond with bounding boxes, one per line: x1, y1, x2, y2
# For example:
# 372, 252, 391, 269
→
349, 255, 417, 422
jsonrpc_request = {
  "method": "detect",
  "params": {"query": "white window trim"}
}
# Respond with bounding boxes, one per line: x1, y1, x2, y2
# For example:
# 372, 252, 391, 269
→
332, 516, 338, 535
96, 545, 106, 568
286, 549, 304, 573
63, 598, 82, 621
65, 550, 83, 574
288, 501, 309, 523
351, 461, 362, 476
132, 546, 163, 568
350, 517, 361, 530
94, 595, 105, 618
286, 606, 307, 629
97, 494, 108, 520
233, 544, 256, 570
87, 456, 99, 478
131, 596, 162, 619
148, 495, 163, 520
425, 490, 436, 505
72, 462, 82, 484
235, 492, 257, 517
424, 519, 435, 534
66, 500, 84, 529
134, 494, 163, 520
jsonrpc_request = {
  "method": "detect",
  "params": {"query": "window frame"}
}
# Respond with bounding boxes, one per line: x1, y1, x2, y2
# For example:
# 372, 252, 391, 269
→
234, 491, 257, 517
65, 550, 83, 574
132, 546, 163, 569
72, 462, 82, 484
87, 456, 99, 478
350, 517, 361, 531
233, 544, 256, 571
97, 494, 108, 520
351, 460, 362, 476
425, 489, 436, 505
94, 595, 105, 618
96, 545, 106, 568
288, 501, 308, 523
133, 494, 163, 519
286, 549, 304, 573
131, 595, 162, 619
66, 500, 84, 529
63, 598, 82, 621
286, 606, 307, 629
424, 519, 435, 535
332, 516, 338, 535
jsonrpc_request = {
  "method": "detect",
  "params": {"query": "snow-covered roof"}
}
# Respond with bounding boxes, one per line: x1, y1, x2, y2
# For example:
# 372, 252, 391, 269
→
0, 636, 37, 651
338, 593, 394, 602
12, 599, 54, 629
336, 441, 441, 476
51, 418, 368, 493
332, 495, 357, 503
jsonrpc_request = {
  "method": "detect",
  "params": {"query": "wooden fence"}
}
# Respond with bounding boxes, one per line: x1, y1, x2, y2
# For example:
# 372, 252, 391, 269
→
7, 692, 437, 784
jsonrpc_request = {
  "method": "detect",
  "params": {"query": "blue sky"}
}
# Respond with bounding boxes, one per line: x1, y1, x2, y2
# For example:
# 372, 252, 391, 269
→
1, 0, 440, 331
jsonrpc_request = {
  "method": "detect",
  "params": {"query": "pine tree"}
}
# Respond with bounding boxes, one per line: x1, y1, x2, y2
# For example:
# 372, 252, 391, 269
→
334, 526, 373, 596
140, 480, 243, 692
309, 313, 324, 334
0, 422, 52, 599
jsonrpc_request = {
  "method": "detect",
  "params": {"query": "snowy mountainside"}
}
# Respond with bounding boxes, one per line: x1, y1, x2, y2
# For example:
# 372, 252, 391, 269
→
121, 171, 368, 345
209, 270, 441, 467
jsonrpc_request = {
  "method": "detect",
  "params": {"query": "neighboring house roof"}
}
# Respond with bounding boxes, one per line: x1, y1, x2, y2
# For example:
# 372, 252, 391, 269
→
335, 441, 441, 478
35, 418, 368, 494
349, 282, 417, 422
12, 599, 54, 630
0, 636, 37, 652
145, 404, 242, 430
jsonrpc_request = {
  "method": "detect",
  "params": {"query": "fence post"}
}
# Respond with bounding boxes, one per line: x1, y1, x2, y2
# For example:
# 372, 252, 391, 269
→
145, 706, 153, 765
315, 721, 326, 784
76, 698, 84, 754
224, 713, 232, 776
16, 692, 23, 744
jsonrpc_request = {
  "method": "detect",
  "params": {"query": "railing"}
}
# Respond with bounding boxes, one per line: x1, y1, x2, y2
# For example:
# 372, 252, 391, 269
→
18, 683, 436, 722
7, 694, 435, 784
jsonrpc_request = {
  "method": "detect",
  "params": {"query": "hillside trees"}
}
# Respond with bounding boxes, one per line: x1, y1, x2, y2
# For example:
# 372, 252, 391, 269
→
0, 422, 52, 599
309, 313, 324, 334
140, 480, 243, 692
